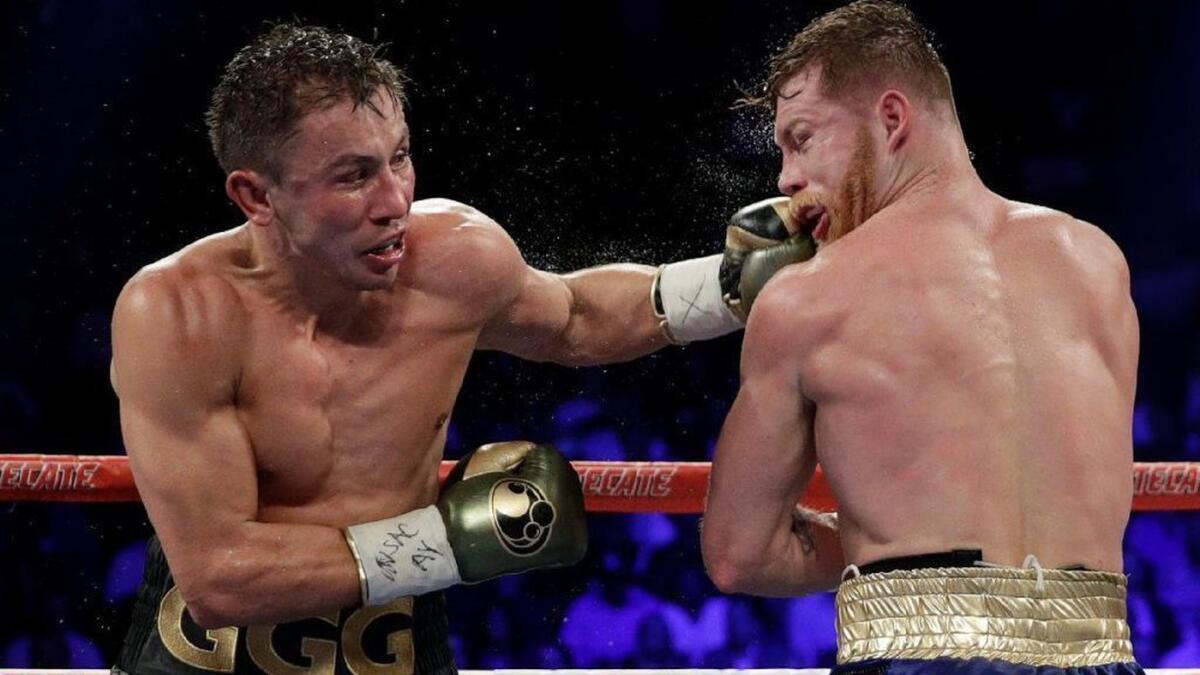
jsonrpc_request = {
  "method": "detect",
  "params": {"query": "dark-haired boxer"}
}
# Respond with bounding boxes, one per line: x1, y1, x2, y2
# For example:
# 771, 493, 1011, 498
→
701, 2, 1143, 675
110, 23, 812, 675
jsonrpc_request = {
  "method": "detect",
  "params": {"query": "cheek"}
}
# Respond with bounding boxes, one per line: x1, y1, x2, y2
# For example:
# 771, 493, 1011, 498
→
801, 142, 846, 189
310, 192, 369, 228
401, 163, 417, 198
285, 195, 367, 252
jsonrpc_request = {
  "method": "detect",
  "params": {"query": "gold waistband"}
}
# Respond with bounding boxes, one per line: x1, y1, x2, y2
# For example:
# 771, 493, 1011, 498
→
835, 566, 1134, 667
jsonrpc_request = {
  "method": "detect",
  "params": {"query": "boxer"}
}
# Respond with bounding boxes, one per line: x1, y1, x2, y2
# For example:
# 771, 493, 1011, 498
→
701, 3, 1142, 674
110, 23, 809, 674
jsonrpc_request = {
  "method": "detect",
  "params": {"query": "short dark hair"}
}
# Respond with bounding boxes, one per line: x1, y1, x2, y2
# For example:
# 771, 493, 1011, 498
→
205, 23, 408, 178
748, 0, 952, 111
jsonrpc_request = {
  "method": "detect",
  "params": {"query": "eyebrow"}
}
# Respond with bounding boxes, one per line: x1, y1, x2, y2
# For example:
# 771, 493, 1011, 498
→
322, 132, 411, 173
774, 118, 810, 147
324, 154, 374, 172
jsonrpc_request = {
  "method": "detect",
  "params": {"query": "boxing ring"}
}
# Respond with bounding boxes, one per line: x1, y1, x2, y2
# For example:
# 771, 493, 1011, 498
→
2, 454, 1199, 674
0, 670, 859, 675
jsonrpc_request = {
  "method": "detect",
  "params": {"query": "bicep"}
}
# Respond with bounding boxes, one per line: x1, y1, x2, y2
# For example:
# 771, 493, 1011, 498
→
476, 265, 573, 360
112, 279, 257, 584
707, 302, 815, 551
429, 209, 574, 359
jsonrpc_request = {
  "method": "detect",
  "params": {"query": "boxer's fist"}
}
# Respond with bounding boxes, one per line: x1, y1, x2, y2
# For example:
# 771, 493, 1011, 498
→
719, 197, 817, 321
437, 441, 587, 583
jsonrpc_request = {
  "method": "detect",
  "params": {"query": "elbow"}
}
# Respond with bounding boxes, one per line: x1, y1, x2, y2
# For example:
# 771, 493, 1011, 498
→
701, 529, 757, 595
706, 557, 751, 595
545, 329, 610, 367
174, 570, 244, 630
554, 342, 643, 368
555, 351, 621, 368
183, 588, 243, 630
546, 347, 607, 369
187, 601, 235, 631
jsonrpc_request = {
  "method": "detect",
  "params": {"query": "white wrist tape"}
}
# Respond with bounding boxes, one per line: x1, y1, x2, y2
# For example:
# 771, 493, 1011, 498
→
653, 254, 743, 344
343, 505, 462, 606
794, 505, 840, 531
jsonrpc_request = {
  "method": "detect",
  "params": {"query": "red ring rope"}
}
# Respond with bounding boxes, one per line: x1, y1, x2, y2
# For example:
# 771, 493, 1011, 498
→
1, 454, 1197, 512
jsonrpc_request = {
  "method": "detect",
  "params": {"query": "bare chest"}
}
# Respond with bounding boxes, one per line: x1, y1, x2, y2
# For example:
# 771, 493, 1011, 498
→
235, 314, 478, 520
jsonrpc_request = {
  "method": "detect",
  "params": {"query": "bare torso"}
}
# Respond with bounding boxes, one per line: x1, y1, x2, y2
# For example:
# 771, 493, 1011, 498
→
779, 188, 1137, 571
113, 189, 661, 627
160, 199, 510, 528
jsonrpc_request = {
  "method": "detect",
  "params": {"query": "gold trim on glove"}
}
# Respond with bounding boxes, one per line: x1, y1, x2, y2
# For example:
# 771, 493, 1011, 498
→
342, 527, 370, 606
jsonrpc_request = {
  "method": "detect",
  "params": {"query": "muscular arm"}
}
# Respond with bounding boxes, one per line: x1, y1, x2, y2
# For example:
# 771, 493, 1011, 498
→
473, 224, 670, 366
112, 271, 360, 628
701, 284, 844, 596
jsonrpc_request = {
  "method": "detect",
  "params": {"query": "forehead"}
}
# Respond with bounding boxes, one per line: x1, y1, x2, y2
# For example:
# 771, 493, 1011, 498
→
289, 88, 407, 152
773, 67, 832, 129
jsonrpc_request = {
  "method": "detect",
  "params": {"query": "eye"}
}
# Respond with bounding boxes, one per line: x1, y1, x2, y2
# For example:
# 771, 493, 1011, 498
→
794, 133, 812, 152
337, 168, 369, 184
391, 149, 411, 166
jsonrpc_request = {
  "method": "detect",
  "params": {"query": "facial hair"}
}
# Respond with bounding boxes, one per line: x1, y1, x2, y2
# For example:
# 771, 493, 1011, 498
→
824, 125, 877, 245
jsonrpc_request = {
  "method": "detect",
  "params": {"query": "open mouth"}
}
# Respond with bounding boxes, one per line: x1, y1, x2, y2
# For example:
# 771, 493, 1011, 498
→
364, 239, 402, 256
794, 204, 829, 240
362, 228, 406, 258
360, 232, 406, 271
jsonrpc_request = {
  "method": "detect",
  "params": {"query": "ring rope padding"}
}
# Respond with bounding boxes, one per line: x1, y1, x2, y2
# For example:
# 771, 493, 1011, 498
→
1, 454, 1197, 512
1, 669, 1197, 674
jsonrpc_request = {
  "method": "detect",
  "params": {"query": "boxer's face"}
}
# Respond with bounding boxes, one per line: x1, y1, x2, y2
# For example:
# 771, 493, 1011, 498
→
267, 87, 414, 291
774, 66, 879, 247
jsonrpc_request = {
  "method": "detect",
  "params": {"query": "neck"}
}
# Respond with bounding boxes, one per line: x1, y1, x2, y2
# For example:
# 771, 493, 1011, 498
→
243, 223, 371, 330
875, 122, 983, 212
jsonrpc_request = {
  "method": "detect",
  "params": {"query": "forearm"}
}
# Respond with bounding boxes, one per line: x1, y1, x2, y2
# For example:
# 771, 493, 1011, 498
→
554, 263, 669, 365
704, 372, 842, 597
714, 508, 845, 597
176, 520, 361, 628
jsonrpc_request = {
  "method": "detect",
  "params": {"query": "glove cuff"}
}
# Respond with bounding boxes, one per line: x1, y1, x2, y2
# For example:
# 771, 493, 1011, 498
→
343, 504, 462, 606
653, 254, 743, 345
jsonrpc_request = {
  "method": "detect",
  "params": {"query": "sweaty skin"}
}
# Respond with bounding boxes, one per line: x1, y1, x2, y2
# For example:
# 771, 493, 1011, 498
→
111, 90, 667, 628
703, 66, 1138, 596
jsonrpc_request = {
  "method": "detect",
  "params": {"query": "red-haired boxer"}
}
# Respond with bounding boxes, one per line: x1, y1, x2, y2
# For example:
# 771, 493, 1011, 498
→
702, 2, 1142, 674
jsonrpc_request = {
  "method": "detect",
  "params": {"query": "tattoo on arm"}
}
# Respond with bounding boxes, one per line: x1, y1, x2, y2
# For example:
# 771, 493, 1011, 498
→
792, 518, 817, 556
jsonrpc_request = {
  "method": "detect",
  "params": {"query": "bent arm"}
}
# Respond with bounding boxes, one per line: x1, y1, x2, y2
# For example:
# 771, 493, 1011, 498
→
477, 258, 670, 367
112, 274, 360, 628
701, 289, 844, 596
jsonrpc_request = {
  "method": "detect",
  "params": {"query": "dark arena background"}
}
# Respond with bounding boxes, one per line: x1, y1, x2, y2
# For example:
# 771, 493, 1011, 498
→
2, 0, 1199, 670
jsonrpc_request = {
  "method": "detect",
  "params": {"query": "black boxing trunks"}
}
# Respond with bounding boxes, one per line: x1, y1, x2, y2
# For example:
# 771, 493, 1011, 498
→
114, 536, 456, 675
831, 550, 1143, 675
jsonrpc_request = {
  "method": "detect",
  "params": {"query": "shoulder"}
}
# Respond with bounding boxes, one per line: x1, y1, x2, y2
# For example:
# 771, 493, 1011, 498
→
112, 233, 248, 377
1004, 202, 1114, 249
407, 198, 526, 302
117, 232, 247, 328
411, 199, 522, 260
1003, 201, 1129, 282
741, 262, 827, 366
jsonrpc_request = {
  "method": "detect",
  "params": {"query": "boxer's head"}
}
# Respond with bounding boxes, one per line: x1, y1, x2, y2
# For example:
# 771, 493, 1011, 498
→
208, 24, 413, 291
756, 1, 959, 246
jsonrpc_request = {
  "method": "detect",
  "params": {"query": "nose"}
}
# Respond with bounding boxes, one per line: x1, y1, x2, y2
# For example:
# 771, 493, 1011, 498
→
371, 163, 413, 224
777, 156, 807, 197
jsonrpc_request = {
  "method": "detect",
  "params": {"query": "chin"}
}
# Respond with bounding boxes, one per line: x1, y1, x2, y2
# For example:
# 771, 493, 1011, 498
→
339, 269, 396, 293
356, 275, 397, 292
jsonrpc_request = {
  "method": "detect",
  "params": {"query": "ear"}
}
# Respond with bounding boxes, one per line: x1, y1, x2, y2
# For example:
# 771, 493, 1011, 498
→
225, 169, 274, 226
876, 89, 912, 153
